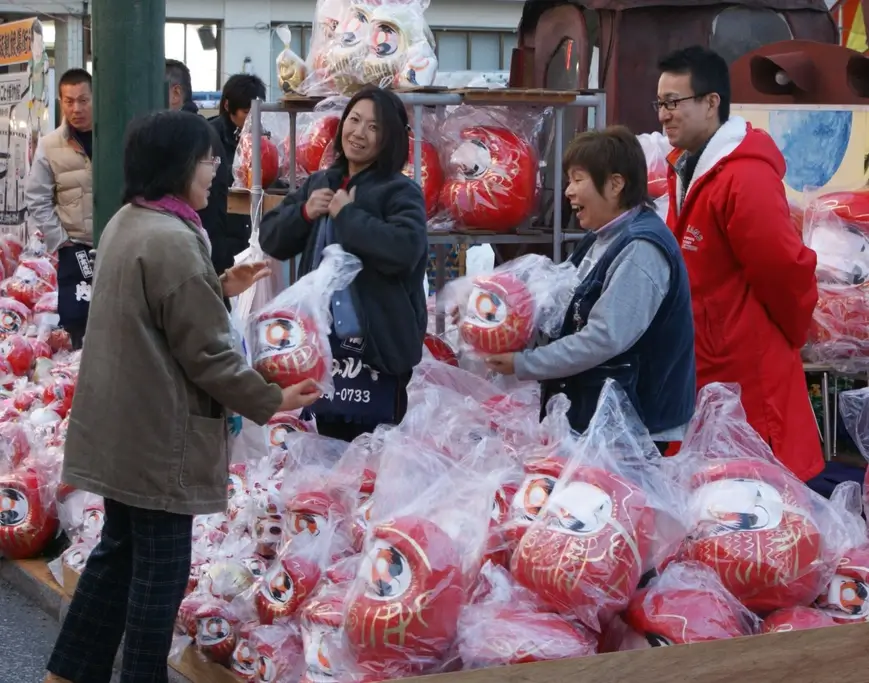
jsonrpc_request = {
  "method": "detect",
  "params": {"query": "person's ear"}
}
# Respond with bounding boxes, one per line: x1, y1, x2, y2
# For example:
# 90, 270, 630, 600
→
706, 93, 721, 118
609, 173, 625, 198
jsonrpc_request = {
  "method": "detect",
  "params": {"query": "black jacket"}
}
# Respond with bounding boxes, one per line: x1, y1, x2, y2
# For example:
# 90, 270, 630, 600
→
209, 115, 252, 261
197, 130, 234, 276
260, 165, 429, 376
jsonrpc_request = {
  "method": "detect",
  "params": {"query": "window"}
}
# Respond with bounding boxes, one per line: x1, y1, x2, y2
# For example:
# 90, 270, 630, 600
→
165, 20, 221, 92
431, 29, 518, 73
269, 23, 313, 100
710, 8, 792, 65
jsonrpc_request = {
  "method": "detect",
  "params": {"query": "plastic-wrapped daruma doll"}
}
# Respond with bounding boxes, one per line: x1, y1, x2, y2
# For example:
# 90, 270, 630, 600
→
0, 466, 58, 560
681, 458, 825, 613
440, 126, 538, 232
460, 271, 535, 355
816, 544, 869, 624
345, 516, 464, 676
512, 466, 655, 633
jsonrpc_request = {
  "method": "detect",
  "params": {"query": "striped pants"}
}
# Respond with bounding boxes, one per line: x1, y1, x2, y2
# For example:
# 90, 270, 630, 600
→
47, 499, 192, 683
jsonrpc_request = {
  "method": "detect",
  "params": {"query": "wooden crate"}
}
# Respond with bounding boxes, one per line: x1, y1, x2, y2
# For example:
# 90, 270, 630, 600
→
173, 646, 243, 683
10, 558, 869, 682
62, 562, 81, 597
399, 622, 869, 683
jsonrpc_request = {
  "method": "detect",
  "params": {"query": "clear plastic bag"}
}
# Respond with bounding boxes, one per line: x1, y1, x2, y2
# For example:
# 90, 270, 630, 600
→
839, 387, 869, 516
637, 132, 671, 200
302, 0, 438, 96
672, 382, 850, 614
0, 459, 59, 559
191, 595, 244, 666
279, 431, 358, 540
275, 24, 308, 95
456, 562, 597, 668
621, 560, 758, 649
295, 96, 346, 175
802, 187, 869, 371
248, 623, 304, 682
442, 253, 577, 356
250, 244, 362, 395
511, 381, 687, 634
433, 105, 543, 233
231, 112, 283, 191
362, 0, 438, 90
245, 524, 341, 625
814, 480, 869, 624
0, 254, 56, 309
341, 430, 505, 678
762, 606, 837, 633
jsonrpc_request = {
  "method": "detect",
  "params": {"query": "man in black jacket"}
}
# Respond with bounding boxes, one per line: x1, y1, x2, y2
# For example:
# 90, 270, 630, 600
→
212, 74, 268, 260
165, 59, 235, 276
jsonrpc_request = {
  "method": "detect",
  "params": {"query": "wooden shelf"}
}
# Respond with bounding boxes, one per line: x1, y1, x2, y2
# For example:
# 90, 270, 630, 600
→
227, 189, 284, 215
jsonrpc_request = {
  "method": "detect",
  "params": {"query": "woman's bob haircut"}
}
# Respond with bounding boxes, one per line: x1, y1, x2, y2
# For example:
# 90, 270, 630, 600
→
332, 85, 409, 177
562, 125, 653, 210
122, 110, 219, 204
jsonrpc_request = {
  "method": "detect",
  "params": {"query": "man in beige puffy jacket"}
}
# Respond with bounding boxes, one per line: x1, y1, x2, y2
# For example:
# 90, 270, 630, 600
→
24, 68, 93, 349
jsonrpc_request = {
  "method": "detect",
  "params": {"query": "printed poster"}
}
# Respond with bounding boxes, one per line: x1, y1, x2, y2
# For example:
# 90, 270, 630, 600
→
0, 17, 49, 230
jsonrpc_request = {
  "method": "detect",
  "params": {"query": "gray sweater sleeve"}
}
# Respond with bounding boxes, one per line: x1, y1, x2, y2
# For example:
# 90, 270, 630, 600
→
514, 239, 671, 382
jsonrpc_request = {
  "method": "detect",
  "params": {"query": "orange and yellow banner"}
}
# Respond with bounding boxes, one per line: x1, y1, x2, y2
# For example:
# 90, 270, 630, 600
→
0, 17, 37, 67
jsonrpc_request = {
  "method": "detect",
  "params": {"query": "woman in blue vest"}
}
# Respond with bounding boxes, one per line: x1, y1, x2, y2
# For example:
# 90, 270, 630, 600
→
486, 125, 696, 452
260, 86, 428, 442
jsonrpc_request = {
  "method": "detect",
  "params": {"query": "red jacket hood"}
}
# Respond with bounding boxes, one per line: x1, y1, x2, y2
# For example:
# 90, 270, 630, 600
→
666, 117, 786, 197
722, 124, 786, 179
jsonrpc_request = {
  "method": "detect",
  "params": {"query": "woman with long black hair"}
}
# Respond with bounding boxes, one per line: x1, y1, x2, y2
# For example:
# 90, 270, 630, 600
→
260, 85, 429, 442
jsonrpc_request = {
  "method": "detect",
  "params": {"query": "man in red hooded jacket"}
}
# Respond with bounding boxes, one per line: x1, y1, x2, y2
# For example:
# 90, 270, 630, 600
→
656, 46, 823, 482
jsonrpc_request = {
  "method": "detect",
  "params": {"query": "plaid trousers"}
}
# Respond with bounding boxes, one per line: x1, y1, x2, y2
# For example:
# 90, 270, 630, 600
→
47, 498, 192, 683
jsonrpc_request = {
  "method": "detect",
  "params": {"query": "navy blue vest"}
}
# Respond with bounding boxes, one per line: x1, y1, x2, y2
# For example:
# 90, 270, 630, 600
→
540, 208, 696, 434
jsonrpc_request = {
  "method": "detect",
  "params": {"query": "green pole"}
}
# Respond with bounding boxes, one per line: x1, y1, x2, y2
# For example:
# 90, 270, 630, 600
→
91, 0, 166, 247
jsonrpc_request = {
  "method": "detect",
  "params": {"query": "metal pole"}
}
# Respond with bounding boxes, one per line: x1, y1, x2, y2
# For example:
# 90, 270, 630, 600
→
92, 0, 166, 247
250, 98, 263, 233
553, 106, 564, 263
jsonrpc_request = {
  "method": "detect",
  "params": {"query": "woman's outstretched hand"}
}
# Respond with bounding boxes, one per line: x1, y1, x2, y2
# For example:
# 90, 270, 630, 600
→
220, 260, 271, 298
278, 378, 322, 412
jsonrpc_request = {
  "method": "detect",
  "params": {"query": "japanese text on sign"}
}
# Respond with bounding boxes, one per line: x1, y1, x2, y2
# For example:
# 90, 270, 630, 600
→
0, 18, 35, 67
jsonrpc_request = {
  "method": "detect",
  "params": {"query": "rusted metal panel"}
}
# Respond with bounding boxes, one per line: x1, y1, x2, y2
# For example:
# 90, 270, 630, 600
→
731, 40, 869, 104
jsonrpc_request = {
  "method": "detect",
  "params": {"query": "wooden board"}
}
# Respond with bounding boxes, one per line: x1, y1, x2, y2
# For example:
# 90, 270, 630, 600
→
172, 645, 243, 683
277, 94, 325, 113
452, 87, 599, 106
10, 558, 869, 683
401, 622, 869, 683
62, 562, 81, 597
12, 558, 65, 597
227, 190, 284, 215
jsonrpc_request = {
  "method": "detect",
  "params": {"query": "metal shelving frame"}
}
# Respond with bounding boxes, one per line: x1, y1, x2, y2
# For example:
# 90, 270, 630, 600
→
247, 90, 606, 325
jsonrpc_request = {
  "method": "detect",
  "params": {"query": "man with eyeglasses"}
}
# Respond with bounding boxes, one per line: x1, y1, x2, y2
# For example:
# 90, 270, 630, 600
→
654, 45, 822, 482
24, 68, 94, 350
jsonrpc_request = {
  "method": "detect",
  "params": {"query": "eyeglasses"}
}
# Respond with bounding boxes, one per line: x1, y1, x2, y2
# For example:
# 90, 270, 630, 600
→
651, 94, 710, 112
199, 156, 221, 175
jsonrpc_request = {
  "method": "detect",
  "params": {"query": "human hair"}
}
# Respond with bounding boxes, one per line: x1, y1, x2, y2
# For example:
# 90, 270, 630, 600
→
165, 59, 193, 104
122, 110, 216, 204
562, 125, 651, 210
657, 46, 731, 124
58, 68, 92, 94
333, 85, 409, 177
219, 74, 267, 119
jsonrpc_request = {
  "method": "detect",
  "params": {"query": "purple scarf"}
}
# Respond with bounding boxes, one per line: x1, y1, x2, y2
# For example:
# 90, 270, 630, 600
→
132, 196, 211, 255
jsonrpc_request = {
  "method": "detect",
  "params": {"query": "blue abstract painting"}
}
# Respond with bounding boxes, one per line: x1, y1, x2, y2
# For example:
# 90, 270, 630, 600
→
768, 109, 852, 192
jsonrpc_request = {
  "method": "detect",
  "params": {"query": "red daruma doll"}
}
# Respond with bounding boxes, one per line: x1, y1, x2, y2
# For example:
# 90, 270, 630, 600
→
252, 245, 362, 392
446, 254, 576, 356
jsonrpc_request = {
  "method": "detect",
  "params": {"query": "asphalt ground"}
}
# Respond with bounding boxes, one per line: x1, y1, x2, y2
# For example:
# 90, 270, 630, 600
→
0, 577, 58, 683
